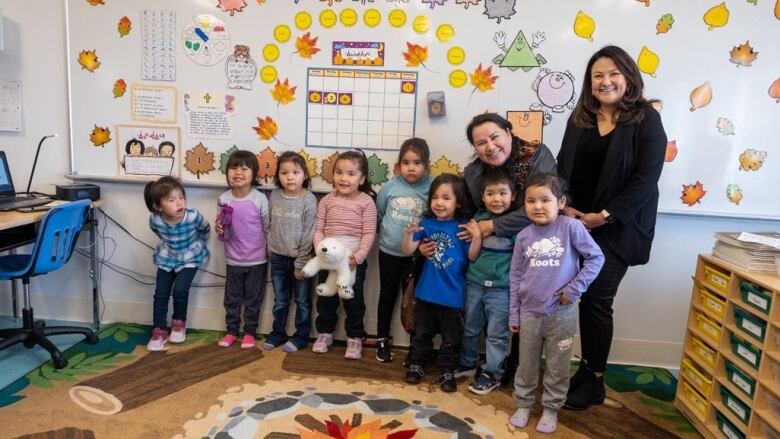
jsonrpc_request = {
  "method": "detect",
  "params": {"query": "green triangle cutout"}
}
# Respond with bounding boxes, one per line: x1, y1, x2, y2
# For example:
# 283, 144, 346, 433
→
499, 31, 541, 69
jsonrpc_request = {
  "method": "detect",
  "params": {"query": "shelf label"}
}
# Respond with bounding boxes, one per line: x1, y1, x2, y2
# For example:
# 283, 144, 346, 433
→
740, 320, 763, 339
736, 345, 757, 365
705, 297, 724, 313
726, 398, 746, 420
721, 424, 740, 439
746, 292, 768, 310
731, 374, 751, 394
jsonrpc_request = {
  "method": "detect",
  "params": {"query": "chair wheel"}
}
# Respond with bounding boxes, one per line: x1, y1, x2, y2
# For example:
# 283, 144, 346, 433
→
52, 356, 68, 369
86, 333, 99, 344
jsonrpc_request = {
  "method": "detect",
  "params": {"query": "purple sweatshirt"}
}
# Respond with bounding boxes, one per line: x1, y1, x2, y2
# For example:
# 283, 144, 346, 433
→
217, 189, 269, 266
509, 215, 604, 327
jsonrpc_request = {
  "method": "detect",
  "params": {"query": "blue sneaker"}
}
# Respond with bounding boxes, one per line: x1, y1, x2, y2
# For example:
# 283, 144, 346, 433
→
468, 371, 501, 395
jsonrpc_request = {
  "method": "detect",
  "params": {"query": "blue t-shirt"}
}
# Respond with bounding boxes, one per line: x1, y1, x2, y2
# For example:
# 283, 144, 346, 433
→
413, 218, 471, 308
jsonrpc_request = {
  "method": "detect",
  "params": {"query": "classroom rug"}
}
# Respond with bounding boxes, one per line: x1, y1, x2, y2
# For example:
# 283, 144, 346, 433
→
0, 323, 697, 439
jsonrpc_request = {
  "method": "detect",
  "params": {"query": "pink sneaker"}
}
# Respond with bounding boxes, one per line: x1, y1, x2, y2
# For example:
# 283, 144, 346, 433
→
344, 337, 362, 360
218, 333, 238, 347
169, 319, 186, 343
240, 334, 256, 349
312, 333, 333, 353
147, 327, 169, 352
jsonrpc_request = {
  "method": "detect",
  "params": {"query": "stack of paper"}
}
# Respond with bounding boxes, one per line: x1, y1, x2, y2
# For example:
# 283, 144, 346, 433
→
712, 232, 780, 273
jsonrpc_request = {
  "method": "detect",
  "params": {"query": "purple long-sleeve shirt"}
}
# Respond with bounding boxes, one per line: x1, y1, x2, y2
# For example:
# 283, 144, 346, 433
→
509, 215, 604, 327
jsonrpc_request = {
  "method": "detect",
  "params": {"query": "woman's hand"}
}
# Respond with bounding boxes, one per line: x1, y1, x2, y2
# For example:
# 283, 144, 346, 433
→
561, 206, 584, 219
460, 220, 481, 240
580, 212, 608, 231
456, 219, 494, 242
418, 239, 436, 259
214, 221, 224, 235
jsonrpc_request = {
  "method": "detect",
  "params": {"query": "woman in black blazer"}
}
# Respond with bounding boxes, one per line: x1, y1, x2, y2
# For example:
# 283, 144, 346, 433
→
557, 45, 667, 410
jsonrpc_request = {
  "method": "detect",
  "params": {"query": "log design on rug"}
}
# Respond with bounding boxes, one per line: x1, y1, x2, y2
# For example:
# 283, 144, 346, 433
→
178, 379, 504, 438
68, 344, 262, 415
11, 427, 96, 439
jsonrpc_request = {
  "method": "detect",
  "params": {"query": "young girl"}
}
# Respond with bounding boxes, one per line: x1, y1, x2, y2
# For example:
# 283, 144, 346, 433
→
374, 138, 433, 362
264, 151, 317, 352
143, 176, 210, 351
215, 150, 270, 349
402, 174, 481, 392
508, 172, 604, 433
311, 150, 376, 360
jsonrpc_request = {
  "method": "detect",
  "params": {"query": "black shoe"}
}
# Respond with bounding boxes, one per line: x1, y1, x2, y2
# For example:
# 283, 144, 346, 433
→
568, 359, 593, 395
375, 338, 394, 363
564, 373, 605, 410
453, 363, 477, 378
405, 364, 424, 384
439, 371, 457, 393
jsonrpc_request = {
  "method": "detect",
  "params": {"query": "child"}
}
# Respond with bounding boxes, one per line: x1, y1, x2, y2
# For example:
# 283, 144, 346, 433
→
402, 174, 481, 392
457, 169, 516, 394
311, 150, 377, 360
374, 138, 433, 362
264, 151, 317, 352
508, 172, 604, 433
215, 150, 270, 349
143, 176, 210, 351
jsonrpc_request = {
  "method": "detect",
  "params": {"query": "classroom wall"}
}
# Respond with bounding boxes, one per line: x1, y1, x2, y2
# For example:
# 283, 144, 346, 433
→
1, 1, 778, 369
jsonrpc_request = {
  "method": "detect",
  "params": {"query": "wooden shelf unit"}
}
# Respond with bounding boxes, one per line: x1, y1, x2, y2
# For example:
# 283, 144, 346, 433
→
675, 254, 780, 439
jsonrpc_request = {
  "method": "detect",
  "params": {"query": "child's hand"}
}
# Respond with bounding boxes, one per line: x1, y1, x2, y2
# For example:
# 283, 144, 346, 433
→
293, 269, 305, 280
510, 325, 520, 333
214, 221, 224, 235
460, 220, 481, 240
559, 294, 572, 305
348, 255, 357, 271
404, 221, 423, 235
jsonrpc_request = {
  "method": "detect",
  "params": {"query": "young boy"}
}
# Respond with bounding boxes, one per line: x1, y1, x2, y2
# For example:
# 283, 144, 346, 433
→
456, 169, 516, 394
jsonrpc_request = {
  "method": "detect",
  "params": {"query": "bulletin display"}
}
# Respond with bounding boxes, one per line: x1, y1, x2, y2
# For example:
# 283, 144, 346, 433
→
65, 0, 779, 219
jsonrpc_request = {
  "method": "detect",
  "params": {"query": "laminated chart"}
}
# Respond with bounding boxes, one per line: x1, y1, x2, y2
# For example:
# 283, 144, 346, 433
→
306, 68, 418, 151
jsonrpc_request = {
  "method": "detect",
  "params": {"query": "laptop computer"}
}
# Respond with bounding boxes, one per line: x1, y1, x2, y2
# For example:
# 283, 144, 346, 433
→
0, 151, 53, 211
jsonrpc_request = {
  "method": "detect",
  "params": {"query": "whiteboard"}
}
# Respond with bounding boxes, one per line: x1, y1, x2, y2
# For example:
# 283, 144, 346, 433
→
65, 0, 779, 219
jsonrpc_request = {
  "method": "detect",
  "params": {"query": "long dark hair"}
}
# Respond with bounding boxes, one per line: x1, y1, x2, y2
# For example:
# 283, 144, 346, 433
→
274, 150, 311, 189
424, 173, 473, 220
571, 45, 657, 128
144, 176, 185, 213
335, 149, 376, 198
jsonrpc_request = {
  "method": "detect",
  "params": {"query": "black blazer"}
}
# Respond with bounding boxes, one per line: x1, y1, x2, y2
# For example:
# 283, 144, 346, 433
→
557, 106, 667, 266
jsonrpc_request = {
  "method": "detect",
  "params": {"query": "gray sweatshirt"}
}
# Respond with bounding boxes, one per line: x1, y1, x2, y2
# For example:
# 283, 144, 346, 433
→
268, 188, 318, 270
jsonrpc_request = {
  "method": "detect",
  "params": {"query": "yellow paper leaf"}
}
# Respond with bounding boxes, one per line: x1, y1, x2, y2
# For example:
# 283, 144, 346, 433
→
295, 32, 321, 59
89, 125, 111, 147
253, 116, 278, 140
403, 42, 428, 67
271, 78, 297, 105
469, 63, 497, 92
78, 49, 101, 73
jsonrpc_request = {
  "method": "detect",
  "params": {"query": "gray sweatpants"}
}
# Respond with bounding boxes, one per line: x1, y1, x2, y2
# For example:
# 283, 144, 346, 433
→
513, 305, 577, 411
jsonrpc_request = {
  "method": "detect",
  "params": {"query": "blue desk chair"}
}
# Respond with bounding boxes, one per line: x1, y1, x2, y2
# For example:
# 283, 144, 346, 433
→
0, 199, 99, 368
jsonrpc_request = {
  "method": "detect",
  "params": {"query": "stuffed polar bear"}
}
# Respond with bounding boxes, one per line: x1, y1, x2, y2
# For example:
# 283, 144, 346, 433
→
301, 237, 356, 299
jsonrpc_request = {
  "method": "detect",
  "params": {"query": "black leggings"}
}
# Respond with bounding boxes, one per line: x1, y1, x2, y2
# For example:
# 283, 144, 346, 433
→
376, 250, 414, 339
578, 243, 629, 373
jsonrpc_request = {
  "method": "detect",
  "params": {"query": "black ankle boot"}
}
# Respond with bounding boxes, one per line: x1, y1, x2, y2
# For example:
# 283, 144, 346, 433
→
564, 371, 605, 410
567, 360, 592, 395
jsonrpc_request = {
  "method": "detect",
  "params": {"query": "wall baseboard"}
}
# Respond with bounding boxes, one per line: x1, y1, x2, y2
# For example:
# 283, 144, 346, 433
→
0, 295, 683, 370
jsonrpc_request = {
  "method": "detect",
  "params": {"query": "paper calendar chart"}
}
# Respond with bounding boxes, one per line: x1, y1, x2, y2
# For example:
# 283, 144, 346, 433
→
306, 68, 418, 151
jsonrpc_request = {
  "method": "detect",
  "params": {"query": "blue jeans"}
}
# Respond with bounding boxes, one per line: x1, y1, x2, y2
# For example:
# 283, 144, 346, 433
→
458, 280, 510, 377
267, 253, 312, 348
153, 267, 197, 330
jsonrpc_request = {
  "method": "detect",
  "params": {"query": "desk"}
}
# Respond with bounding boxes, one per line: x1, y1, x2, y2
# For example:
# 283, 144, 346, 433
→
0, 201, 102, 329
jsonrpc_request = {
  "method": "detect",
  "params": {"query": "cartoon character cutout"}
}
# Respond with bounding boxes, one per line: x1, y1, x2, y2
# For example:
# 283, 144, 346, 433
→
492, 30, 547, 72
530, 68, 576, 124
225, 44, 257, 90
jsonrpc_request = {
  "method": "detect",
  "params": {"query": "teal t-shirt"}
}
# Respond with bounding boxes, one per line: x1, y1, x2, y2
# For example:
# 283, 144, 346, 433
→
466, 210, 515, 288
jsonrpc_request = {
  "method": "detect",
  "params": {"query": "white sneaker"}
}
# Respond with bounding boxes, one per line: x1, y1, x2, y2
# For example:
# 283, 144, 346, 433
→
147, 328, 169, 352
312, 333, 333, 353
169, 319, 186, 343
344, 337, 362, 360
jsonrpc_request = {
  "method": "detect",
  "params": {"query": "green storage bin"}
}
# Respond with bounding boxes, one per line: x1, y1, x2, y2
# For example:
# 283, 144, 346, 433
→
729, 333, 761, 370
725, 361, 756, 398
734, 307, 767, 342
719, 386, 750, 424
716, 411, 746, 439
740, 281, 772, 314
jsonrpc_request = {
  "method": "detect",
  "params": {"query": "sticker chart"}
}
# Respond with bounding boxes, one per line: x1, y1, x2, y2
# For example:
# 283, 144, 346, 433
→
305, 68, 418, 151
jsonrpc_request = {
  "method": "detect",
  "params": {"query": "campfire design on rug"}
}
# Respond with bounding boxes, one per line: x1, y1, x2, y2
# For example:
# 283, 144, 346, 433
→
177, 378, 514, 439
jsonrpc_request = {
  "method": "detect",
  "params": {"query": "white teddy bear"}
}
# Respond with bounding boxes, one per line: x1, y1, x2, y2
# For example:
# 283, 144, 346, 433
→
301, 237, 356, 299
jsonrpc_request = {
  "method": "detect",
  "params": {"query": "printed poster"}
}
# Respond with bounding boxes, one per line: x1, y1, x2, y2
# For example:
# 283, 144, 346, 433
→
116, 125, 181, 177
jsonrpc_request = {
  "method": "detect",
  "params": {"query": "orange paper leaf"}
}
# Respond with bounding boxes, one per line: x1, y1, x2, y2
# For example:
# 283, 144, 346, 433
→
117, 16, 132, 37
403, 42, 429, 67
271, 78, 297, 105
680, 181, 706, 206
295, 32, 321, 59
89, 125, 111, 147
729, 41, 758, 67
470, 63, 498, 93
112, 79, 127, 98
253, 116, 278, 140
321, 151, 340, 185
256, 146, 278, 183
86, 0, 105, 5
184, 143, 216, 179
78, 49, 101, 73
